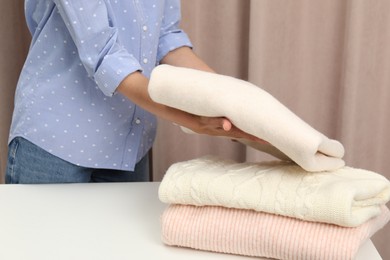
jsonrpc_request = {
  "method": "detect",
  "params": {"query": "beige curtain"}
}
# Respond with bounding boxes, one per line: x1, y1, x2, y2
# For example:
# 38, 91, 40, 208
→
1, 0, 389, 257
0, 1, 30, 183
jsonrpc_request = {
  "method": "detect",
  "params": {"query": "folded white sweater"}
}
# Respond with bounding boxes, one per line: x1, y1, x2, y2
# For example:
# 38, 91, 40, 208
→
148, 65, 345, 172
159, 156, 390, 227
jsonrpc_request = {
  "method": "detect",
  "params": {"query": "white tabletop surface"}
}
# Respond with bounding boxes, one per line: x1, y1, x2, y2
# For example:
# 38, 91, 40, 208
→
0, 182, 382, 260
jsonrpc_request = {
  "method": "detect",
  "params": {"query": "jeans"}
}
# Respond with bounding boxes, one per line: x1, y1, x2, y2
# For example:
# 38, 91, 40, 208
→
6, 137, 150, 184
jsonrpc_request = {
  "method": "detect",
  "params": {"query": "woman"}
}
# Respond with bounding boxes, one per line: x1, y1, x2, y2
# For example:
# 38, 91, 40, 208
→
6, 0, 258, 184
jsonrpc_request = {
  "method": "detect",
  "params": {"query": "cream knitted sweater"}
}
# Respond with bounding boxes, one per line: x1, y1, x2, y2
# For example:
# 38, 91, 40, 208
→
159, 156, 390, 227
148, 65, 345, 172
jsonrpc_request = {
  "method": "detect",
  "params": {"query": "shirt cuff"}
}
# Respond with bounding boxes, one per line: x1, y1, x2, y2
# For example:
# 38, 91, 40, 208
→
157, 30, 193, 63
94, 50, 143, 97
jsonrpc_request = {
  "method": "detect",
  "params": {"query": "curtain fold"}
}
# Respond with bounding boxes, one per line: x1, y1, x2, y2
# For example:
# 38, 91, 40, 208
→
338, 0, 390, 173
0, 0, 30, 183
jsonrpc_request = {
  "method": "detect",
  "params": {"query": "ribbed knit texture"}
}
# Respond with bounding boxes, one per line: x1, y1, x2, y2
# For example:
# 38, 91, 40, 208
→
159, 156, 390, 227
161, 205, 390, 260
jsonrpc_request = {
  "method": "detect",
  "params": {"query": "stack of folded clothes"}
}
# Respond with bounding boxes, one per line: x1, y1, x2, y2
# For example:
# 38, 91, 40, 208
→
158, 157, 390, 260
148, 65, 390, 259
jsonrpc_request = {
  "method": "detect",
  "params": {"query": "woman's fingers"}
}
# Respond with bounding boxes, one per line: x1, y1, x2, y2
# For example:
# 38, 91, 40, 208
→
221, 118, 232, 131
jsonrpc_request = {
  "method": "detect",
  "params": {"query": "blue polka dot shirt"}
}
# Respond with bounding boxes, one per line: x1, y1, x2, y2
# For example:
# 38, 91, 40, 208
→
9, 0, 192, 170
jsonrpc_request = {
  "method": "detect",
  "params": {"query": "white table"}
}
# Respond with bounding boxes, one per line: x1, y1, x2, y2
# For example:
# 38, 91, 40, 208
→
0, 182, 382, 260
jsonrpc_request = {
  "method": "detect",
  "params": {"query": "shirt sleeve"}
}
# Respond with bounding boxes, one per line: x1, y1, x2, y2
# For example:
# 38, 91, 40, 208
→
157, 0, 193, 63
53, 0, 142, 96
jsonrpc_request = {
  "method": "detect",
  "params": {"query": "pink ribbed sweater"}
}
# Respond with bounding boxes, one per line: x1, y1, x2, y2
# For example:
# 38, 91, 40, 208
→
161, 205, 390, 260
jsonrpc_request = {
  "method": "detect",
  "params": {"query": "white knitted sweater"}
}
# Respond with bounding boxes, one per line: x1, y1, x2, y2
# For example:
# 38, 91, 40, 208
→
159, 156, 390, 227
148, 65, 345, 172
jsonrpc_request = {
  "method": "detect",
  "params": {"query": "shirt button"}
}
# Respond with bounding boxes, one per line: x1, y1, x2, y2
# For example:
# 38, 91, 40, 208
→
143, 58, 148, 64
135, 118, 141, 124
142, 25, 148, 32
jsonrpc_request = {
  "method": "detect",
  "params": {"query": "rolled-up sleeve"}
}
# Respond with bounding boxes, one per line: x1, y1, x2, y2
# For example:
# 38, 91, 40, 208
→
157, 0, 193, 63
53, 0, 142, 96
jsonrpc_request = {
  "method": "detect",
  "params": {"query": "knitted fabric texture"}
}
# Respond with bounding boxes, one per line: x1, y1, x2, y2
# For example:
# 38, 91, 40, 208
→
161, 204, 390, 260
159, 156, 390, 227
148, 64, 345, 172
